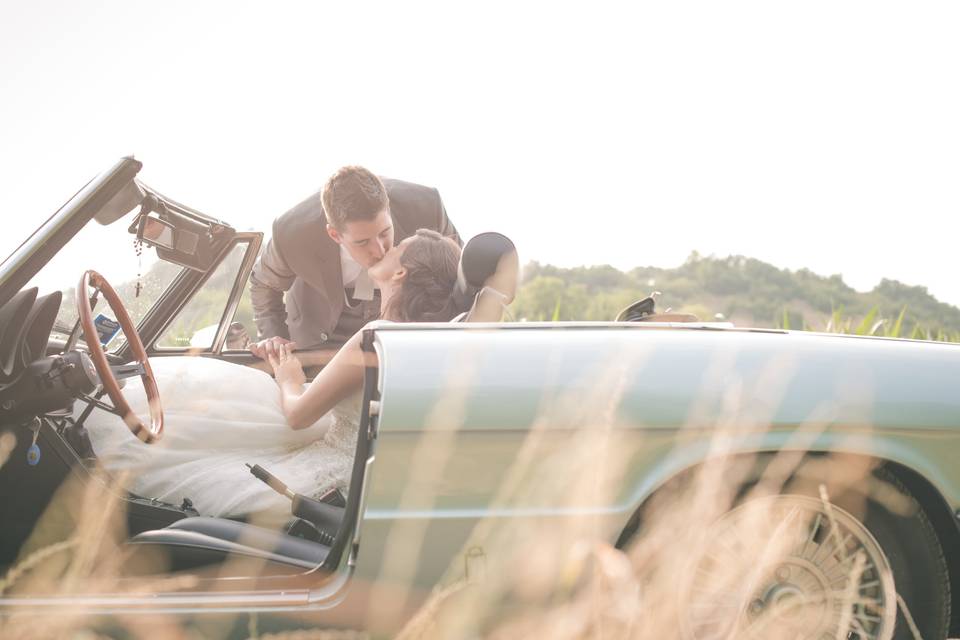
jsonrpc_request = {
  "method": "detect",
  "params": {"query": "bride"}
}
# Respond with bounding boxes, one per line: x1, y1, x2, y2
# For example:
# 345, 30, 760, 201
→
86, 229, 464, 518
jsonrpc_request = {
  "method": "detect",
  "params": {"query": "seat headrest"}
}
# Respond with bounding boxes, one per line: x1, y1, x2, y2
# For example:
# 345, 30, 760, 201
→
452, 232, 519, 323
453, 232, 518, 310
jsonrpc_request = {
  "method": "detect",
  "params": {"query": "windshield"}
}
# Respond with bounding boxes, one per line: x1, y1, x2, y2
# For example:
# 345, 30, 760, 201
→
23, 208, 185, 351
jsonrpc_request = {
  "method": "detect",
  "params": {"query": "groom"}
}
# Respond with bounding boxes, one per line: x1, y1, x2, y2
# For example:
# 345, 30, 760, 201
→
248, 166, 461, 358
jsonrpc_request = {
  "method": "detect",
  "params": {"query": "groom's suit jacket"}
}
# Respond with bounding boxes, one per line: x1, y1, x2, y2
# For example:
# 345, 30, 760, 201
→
249, 178, 461, 349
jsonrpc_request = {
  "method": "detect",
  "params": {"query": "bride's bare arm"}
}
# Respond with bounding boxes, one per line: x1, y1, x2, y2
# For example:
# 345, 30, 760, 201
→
269, 333, 367, 430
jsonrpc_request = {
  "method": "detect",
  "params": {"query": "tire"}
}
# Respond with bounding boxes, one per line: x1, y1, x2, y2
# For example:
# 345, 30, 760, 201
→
674, 467, 950, 640
856, 469, 951, 639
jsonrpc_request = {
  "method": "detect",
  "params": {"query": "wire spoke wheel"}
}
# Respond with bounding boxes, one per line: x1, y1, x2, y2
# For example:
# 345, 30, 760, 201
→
681, 495, 896, 640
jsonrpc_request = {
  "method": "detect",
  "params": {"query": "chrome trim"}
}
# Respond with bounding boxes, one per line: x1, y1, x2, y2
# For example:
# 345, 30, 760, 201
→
350, 454, 377, 569
0, 589, 311, 613
368, 319, 744, 332
348, 336, 385, 565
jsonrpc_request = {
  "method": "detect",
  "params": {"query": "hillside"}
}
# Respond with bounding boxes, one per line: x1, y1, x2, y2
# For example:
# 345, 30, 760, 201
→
98, 251, 959, 344
512, 253, 960, 339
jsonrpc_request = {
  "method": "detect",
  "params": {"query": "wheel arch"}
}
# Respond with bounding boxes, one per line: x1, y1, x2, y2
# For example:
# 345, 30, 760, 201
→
614, 449, 960, 632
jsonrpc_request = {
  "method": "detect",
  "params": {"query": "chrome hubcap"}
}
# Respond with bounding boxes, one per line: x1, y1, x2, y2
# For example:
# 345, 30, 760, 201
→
682, 495, 896, 640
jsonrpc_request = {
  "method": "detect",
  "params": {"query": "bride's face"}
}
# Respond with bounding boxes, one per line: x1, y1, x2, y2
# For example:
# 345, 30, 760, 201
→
368, 236, 414, 287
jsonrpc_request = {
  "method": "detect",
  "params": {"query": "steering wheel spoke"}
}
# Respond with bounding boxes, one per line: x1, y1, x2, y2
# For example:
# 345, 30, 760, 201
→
110, 361, 147, 382
77, 391, 121, 416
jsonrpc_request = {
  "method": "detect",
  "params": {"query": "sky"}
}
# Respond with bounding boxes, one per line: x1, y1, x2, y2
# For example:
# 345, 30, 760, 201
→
2, 1, 959, 307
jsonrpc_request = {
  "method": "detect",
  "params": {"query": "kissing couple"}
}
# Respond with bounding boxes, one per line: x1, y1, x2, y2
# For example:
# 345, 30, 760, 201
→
88, 166, 516, 517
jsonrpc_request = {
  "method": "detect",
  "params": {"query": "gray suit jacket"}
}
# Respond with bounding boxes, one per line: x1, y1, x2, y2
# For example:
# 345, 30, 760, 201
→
249, 178, 461, 348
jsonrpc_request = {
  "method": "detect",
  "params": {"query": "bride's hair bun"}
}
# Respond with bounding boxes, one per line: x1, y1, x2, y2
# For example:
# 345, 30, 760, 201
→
387, 229, 464, 322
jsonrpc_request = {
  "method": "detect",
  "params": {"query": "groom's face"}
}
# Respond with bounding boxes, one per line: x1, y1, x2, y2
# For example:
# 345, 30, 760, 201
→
327, 207, 396, 269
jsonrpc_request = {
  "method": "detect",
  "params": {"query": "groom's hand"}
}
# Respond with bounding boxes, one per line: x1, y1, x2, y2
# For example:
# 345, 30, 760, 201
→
250, 336, 293, 360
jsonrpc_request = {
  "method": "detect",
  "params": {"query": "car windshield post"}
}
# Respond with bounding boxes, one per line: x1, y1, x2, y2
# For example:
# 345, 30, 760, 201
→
0, 158, 143, 310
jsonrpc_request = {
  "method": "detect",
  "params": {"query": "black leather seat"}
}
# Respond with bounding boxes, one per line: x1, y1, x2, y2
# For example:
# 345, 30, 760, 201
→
129, 516, 329, 573
451, 232, 518, 322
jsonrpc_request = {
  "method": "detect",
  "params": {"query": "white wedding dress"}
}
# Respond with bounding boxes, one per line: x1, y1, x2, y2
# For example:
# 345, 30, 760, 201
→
84, 356, 361, 518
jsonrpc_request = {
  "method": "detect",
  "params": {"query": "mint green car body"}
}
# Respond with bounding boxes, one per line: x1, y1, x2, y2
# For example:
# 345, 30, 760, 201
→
360, 324, 960, 598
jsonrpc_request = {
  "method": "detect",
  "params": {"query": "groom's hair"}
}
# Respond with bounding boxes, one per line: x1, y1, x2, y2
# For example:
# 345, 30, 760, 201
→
321, 166, 389, 231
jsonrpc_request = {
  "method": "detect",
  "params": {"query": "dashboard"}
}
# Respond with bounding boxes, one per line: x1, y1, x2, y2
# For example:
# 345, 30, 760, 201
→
0, 287, 100, 422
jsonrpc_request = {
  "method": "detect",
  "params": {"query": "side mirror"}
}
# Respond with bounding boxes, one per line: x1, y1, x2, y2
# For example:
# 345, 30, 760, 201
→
225, 322, 251, 350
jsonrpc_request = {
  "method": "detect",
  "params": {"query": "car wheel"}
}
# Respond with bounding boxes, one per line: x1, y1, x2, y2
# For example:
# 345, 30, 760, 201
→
678, 470, 950, 640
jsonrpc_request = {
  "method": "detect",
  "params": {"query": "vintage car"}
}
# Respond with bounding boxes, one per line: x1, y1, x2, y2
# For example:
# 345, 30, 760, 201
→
0, 157, 958, 640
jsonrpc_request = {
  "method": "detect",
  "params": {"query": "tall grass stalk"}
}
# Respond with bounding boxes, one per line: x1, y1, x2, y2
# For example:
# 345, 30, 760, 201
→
780, 304, 960, 343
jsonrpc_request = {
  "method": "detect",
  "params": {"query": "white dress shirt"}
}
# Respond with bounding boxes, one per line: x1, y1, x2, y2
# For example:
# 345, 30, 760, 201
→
339, 244, 376, 302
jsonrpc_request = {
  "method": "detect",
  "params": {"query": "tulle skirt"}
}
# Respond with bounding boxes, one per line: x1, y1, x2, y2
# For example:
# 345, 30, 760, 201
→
84, 356, 359, 519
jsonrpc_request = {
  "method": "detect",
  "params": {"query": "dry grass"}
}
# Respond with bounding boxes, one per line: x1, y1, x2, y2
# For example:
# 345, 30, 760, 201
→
385, 343, 918, 639
385, 453, 908, 640
0, 342, 933, 640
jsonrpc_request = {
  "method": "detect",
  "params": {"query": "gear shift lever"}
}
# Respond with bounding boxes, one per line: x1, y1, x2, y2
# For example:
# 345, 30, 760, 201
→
246, 463, 345, 545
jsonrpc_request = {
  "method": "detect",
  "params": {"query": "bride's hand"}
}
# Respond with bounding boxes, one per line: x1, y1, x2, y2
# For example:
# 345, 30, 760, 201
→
268, 342, 306, 387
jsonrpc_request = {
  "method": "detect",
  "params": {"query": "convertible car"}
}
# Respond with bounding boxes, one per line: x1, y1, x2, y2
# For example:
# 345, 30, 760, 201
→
0, 157, 958, 639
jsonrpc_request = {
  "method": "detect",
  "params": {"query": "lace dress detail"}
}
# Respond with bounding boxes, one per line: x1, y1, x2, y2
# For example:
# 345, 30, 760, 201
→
85, 356, 362, 518
260, 390, 361, 502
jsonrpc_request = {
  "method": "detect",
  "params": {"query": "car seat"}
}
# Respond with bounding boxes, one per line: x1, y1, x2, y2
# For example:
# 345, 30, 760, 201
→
451, 232, 518, 323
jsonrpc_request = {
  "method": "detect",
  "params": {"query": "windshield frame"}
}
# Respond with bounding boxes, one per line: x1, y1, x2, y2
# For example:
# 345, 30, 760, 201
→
0, 157, 143, 310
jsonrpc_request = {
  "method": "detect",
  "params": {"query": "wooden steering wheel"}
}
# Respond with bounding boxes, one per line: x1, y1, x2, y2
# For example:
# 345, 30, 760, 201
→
77, 270, 164, 443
